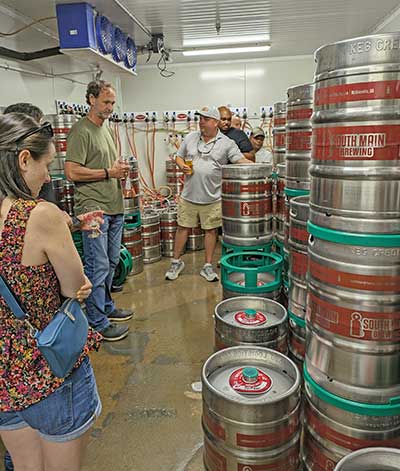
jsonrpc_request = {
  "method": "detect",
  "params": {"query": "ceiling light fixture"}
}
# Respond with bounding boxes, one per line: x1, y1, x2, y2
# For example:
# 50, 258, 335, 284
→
182, 44, 271, 56
183, 34, 270, 47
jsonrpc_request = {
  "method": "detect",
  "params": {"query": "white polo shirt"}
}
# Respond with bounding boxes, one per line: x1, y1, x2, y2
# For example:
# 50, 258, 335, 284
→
177, 130, 242, 204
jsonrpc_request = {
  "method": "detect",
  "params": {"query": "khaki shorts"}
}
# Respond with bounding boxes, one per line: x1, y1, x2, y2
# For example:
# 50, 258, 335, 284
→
177, 198, 221, 230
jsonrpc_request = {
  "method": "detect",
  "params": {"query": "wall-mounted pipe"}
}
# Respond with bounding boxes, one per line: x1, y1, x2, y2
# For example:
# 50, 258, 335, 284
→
0, 46, 62, 61
0, 62, 88, 85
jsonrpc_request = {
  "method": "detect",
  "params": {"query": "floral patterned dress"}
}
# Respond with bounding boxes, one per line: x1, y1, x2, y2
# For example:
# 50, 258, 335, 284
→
0, 199, 101, 412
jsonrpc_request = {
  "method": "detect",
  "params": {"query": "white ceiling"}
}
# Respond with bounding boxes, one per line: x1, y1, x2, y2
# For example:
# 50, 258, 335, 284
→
0, 0, 399, 67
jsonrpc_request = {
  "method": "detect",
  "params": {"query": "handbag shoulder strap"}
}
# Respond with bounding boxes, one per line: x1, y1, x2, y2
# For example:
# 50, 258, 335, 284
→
0, 275, 27, 320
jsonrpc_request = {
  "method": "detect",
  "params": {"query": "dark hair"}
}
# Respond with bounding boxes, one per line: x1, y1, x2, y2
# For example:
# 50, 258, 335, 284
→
3, 102, 44, 123
0, 113, 53, 201
85, 80, 114, 105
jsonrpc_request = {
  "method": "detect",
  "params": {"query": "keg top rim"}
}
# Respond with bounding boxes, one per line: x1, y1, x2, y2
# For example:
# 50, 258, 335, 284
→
314, 33, 400, 79
203, 346, 301, 403
335, 447, 400, 470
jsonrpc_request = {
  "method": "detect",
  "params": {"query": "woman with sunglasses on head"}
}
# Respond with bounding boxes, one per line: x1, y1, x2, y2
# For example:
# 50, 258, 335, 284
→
0, 113, 102, 471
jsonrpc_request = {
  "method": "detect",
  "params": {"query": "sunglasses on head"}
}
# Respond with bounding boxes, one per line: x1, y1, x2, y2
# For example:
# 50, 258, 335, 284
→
14, 122, 54, 151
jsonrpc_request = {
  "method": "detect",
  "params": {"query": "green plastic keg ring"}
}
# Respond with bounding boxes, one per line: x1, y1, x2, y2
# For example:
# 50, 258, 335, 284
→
308, 222, 400, 247
284, 188, 310, 197
221, 240, 273, 257
288, 311, 306, 328
304, 366, 400, 416
112, 245, 133, 287
124, 221, 142, 230
221, 251, 283, 294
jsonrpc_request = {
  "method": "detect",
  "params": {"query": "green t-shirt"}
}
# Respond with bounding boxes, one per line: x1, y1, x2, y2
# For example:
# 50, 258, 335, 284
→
66, 117, 124, 216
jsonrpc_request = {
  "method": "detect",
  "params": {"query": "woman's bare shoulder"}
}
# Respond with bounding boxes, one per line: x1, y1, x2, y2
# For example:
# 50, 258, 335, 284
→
30, 201, 65, 230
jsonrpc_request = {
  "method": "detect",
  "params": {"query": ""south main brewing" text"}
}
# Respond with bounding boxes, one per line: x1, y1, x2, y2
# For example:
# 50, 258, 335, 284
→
334, 132, 386, 157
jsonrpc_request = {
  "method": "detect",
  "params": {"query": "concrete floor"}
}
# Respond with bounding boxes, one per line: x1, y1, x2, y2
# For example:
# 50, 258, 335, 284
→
84, 249, 217, 471
0, 248, 218, 471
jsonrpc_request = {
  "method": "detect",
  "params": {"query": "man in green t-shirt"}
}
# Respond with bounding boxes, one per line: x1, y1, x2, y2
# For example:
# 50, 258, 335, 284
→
65, 80, 133, 341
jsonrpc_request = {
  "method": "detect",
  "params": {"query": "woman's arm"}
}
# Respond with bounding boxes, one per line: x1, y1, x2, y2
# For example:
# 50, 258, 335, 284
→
31, 202, 86, 298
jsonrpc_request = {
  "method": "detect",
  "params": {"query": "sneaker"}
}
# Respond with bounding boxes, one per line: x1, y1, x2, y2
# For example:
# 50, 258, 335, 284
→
107, 308, 134, 322
165, 259, 185, 280
100, 323, 129, 342
200, 264, 219, 282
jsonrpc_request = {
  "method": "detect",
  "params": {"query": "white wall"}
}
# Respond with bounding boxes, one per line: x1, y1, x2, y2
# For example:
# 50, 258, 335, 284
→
0, 12, 93, 114
119, 55, 316, 190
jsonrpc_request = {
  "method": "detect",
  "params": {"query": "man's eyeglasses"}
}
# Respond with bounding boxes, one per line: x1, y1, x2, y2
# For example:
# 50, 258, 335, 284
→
197, 138, 216, 156
14, 122, 54, 152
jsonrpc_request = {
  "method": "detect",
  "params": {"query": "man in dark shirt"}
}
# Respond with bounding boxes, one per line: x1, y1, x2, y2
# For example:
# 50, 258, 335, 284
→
218, 106, 255, 161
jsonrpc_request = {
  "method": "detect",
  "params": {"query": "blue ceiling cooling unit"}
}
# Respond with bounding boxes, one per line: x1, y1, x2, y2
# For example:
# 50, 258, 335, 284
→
96, 15, 114, 55
56, 3, 96, 50
112, 27, 127, 63
125, 37, 137, 70
56, 2, 137, 74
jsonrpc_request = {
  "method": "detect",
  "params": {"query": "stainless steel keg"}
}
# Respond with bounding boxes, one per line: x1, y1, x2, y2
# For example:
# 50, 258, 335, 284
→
222, 164, 273, 246
302, 371, 400, 470
307, 227, 400, 403
275, 162, 286, 237
160, 209, 177, 257
186, 226, 205, 251
52, 114, 77, 159
288, 313, 306, 366
202, 346, 301, 471
166, 160, 184, 195
214, 297, 288, 353
123, 196, 140, 215
288, 196, 309, 319
310, 33, 400, 233
142, 211, 161, 264
334, 448, 400, 471
286, 83, 314, 191
273, 101, 287, 167
122, 224, 144, 275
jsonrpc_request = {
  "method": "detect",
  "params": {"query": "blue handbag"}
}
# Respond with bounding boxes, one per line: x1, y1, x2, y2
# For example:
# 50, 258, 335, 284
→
0, 275, 89, 378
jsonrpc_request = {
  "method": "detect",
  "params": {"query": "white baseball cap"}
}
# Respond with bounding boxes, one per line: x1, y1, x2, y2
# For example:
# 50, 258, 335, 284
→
195, 105, 220, 120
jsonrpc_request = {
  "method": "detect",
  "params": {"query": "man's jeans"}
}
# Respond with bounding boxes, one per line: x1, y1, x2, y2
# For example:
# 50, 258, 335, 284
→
82, 214, 124, 332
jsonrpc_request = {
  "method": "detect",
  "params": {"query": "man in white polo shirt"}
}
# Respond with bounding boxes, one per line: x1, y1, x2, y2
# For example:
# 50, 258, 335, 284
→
165, 105, 252, 282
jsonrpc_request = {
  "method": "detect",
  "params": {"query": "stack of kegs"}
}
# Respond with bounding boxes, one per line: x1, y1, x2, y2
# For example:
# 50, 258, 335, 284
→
287, 195, 309, 369
202, 346, 301, 470
272, 102, 287, 168
123, 157, 140, 218
128, 157, 140, 197
273, 162, 286, 263
166, 159, 184, 195
49, 114, 78, 177
160, 208, 178, 257
220, 164, 283, 300
302, 33, 400, 469
285, 83, 314, 192
186, 226, 205, 251
50, 177, 65, 210
63, 181, 75, 217
281, 84, 314, 311
221, 164, 273, 250
141, 210, 162, 264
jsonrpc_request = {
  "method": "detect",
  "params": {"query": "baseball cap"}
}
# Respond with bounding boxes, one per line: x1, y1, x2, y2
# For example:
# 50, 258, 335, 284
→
251, 127, 265, 138
195, 105, 220, 120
